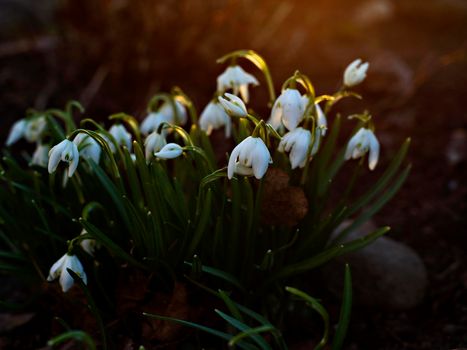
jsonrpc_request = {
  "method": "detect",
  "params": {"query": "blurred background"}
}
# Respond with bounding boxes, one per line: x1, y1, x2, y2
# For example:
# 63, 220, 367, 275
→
1, 0, 467, 348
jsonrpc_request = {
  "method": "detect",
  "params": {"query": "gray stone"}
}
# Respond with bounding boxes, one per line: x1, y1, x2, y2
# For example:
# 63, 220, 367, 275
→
322, 220, 428, 310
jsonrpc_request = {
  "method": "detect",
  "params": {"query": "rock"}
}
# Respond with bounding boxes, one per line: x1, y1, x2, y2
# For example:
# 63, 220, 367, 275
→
322, 220, 428, 310
446, 128, 467, 166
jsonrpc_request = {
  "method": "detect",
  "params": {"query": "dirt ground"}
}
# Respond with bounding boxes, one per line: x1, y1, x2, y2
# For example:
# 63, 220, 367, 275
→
1, 0, 467, 349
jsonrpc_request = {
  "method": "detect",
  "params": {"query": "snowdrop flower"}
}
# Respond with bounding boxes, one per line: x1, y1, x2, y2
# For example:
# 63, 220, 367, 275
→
109, 124, 132, 152
278, 127, 312, 169
144, 131, 167, 160
79, 229, 99, 256
48, 139, 79, 177
344, 59, 369, 87
73, 133, 101, 164
315, 104, 327, 136
154, 143, 183, 159
159, 99, 188, 126
140, 112, 166, 135
24, 116, 47, 143
300, 96, 328, 137
217, 65, 259, 103
47, 253, 87, 293
31, 143, 50, 168
345, 127, 380, 170
228, 136, 272, 179
6, 119, 27, 146
269, 88, 304, 131
199, 101, 232, 137
218, 93, 248, 118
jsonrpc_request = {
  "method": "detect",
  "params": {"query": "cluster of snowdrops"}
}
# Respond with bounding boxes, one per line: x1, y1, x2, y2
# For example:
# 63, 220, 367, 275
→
0, 50, 410, 349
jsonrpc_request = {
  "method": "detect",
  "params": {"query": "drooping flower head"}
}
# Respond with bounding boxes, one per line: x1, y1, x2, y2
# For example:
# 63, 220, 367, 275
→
73, 133, 101, 164
154, 143, 183, 159
218, 93, 248, 118
79, 229, 99, 256
144, 131, 167, 160
228, 136, 272, 179
278, 127, 312, 169
217, 65, 259, 103
269, 88, 305, 131
48, 139, 80, 177
47, 253, 87, 293
24, 116, 47, 143
345, 127, 380, 170
6, 119, 28, 146
158, 99, 188, 126
199, 101, 232, 137
108, 124, 132, 152
31, 143, 50, 168
344, 59, 369, 87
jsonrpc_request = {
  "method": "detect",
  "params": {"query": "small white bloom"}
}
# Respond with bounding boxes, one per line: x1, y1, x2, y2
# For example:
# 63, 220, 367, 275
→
73, 133, 101, 164
109, 124, 132, 152
199, 101, 232, 137
24, 116, 47, 143
47, 253, 87, 293
48, 139, 80, 177
159, 99, 188, 126
79, 229, 99, 256
344, 59, 369, 87
6, 119, 28, 146
31, 143, 50, 168
218, 93, 248, 118
154, 143, 183, 159
315, 104, 327, 136
144, 131, 167, 160
345, 127, 380, 170
278, 127, 312, 169
300, 96, 328, 137
217, 65, 259, 103
228, 136, 272, 179
140, 112, 166, 135
269, 88, 304, 131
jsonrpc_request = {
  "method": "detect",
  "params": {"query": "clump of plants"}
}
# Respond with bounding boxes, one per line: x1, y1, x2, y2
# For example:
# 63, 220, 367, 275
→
0, 50, 409, 349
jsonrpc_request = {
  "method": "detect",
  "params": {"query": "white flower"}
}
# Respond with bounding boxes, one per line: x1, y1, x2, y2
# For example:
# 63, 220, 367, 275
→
47, 253, 87, 293
109, 124, 132, 152
24, 116, 47, 143
144, 131, 167, 160
159, 99, 188, 126
31, 143, 50, 168
344, 59, 369, 87
228, 136, 272, 179
269, 88, 304, 131
140, 112, 167, 135
218, 93, 248, 118
315, 104, 327, 136
73, 133, 101, 164
217, 65, 259, 103
6, 119, 27, 146
154, 143, 183, 159
79, 229, 99, 256
199, 101, 232, 137
278, 127, 312, 169
300, 96, 328, 137
48, 139, 79, 177
345, 127, 380, 170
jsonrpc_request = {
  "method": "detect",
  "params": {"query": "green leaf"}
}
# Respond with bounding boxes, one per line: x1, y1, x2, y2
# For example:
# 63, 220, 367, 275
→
286, 286, 329, 350
332, 264, 352, 350
187, 189, 212, 256
184, 262, 246, 292
269, 226, 390, 282
47, 330, 96, 350
215, 309, 271, 350
67, 269, 106, 350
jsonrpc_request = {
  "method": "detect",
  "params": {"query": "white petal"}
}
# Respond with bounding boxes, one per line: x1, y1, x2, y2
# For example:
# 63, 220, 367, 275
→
154, 143, 183, 159
47, 254, 67, 281
67, 143, 80, 177
368, 131, 380, 170
228, 141, 243, 179
6, 120, 27, 146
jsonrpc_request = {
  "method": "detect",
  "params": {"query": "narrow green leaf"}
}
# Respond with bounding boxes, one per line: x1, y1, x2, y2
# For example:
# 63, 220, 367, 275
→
332, 264, 352, 350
